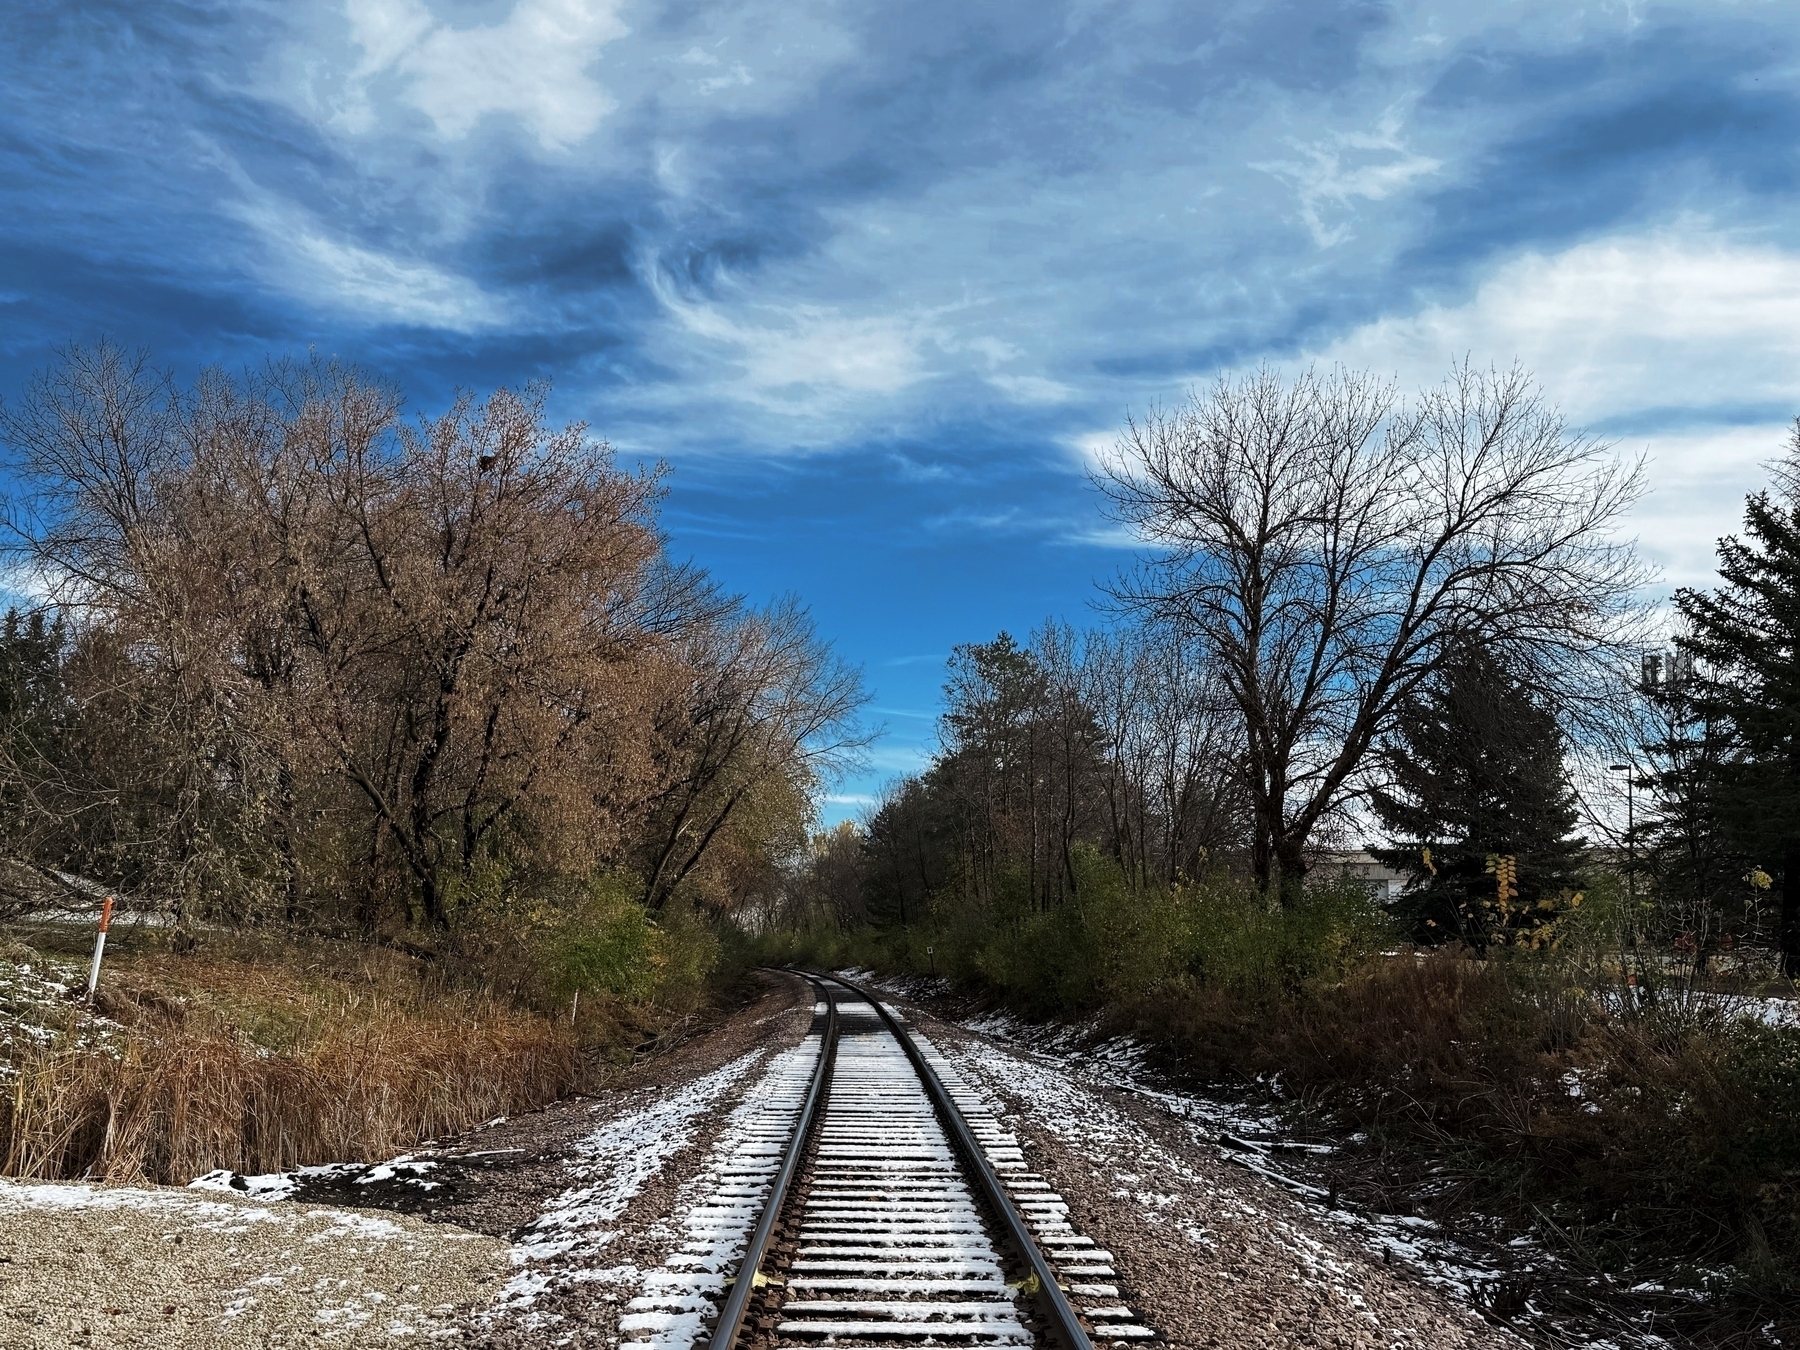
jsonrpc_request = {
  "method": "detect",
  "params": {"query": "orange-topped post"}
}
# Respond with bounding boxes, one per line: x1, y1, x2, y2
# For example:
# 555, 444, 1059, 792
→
85, 895, 114, 1000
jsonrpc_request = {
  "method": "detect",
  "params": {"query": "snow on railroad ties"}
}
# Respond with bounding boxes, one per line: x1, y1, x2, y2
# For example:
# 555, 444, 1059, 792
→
613, 1031, 822, 1349
902, 1024, 1156, 1345
767, 998, 1039, 1347
492, 1043, 779, 1326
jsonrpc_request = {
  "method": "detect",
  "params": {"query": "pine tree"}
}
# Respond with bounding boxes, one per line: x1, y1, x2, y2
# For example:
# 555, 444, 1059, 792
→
1675, 480, 1800, 978
1371, 647, 1586, 949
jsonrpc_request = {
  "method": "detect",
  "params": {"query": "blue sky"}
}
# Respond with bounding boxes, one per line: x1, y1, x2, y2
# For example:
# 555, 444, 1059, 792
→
4, 1, 1800, 819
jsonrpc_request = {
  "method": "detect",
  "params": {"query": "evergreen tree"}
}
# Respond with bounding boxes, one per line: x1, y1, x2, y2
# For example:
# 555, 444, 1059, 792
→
1637, 672, 1750, 975
1675, 480, 1800, 978
1371, 647, 1586, 949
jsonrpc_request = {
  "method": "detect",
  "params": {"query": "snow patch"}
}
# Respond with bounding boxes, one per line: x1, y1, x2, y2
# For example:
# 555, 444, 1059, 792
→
486, 1042, 783, 1332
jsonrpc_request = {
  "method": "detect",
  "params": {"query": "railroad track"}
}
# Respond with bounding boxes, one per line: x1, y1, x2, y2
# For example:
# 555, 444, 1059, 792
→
693, 972, 1153, 1350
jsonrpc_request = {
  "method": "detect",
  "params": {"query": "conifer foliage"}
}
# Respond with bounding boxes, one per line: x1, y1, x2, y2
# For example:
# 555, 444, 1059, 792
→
1371, 647, 1586, 948
1675, 450, 1800, 977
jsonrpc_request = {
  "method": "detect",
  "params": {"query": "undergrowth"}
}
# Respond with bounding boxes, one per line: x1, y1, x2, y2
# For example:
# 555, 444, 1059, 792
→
1, 887, 752, 1185
758, 854, 1800, 1342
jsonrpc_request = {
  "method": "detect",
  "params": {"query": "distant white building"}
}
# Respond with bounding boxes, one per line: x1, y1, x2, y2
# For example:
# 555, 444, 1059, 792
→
1315, 849, 1411, 900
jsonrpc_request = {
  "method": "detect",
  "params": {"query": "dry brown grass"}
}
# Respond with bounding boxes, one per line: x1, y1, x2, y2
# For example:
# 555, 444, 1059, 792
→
1, 936, 583, 1184
1145, 949, 1800, 1338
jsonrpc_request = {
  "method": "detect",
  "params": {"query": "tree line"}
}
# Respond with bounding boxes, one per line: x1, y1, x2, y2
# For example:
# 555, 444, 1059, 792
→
781, 362, 1800, 980
0, 343, 868, 939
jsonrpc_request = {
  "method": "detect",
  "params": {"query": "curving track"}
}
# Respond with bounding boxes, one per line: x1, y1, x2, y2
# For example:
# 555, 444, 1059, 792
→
701, 973, 1153, 1350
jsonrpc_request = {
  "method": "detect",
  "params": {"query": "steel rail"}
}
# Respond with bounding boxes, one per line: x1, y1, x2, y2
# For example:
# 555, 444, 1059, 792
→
706, 974, 839, 1350
811, 971, 1097, 1350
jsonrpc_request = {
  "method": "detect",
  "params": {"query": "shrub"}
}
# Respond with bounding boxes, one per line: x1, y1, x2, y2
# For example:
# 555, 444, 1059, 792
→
796, 865, 1800, 1331
534, 874, 665, 1004
1, 949, 580, 1184
920, 851, 1391, 1021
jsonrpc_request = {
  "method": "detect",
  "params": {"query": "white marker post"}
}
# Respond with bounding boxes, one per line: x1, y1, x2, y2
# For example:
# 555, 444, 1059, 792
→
86, 895, 114, 1001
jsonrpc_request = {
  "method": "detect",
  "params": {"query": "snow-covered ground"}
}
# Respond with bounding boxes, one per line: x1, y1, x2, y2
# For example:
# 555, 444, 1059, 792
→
15, 966, 1770, 1347
0, 951, 121, 1072
501, 1047, 774, 1280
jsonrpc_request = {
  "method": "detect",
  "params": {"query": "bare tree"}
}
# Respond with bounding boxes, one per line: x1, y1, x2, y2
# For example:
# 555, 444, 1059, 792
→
1096, 363, 1647, 901
635, 596, 871, 912
1076, 622, 1246, 886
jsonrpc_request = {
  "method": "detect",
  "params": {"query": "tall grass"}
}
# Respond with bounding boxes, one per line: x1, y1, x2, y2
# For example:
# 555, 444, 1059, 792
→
3, 1002, 578, 1182
1, 945, 583, 1184
1257, 951, 1800, 1295
2, 879, 746, 1185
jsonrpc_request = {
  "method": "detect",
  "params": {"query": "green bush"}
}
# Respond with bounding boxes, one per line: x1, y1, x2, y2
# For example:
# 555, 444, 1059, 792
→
534, 873, 664, 1003
746, 918, 901, 976
925, 848, 1390, 1020
646, 896, 724, 1016
512, 874, 724, 1023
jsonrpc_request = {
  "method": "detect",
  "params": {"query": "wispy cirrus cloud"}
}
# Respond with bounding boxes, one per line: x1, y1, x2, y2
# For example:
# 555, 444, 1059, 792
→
1253, 110, 1444, 247
8, 0, 1800, 818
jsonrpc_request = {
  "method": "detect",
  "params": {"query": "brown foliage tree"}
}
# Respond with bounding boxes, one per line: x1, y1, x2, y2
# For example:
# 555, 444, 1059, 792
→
1, 343, 866, 933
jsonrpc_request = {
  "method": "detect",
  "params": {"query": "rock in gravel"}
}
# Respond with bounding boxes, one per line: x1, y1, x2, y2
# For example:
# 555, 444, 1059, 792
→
0, 1178, 507, 1348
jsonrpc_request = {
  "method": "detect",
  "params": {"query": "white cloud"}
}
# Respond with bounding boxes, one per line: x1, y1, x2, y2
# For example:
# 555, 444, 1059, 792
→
1308, 227, 1800, 596
224, 182, 506, 330
737, 309, 929, 396
344, 0, 628, 151
0, 562, 55, 610
1314, 228, 1800, 422
1628, 424, 1783, 590
290, 229, 506, 329
863, 744, 934, 774
1063, 428, 1118, 469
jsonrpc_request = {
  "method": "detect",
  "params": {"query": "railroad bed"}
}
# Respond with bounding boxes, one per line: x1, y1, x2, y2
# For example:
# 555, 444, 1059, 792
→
627, 974, 1155, 1350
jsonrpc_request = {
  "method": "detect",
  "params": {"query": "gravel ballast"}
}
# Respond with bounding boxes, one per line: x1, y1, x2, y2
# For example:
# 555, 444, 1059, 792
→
919, 1010, 1520, 1350
0, 1178, 507, 1348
